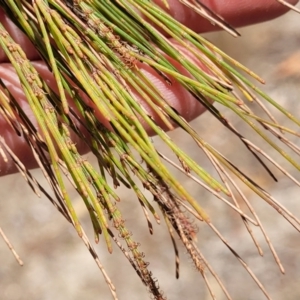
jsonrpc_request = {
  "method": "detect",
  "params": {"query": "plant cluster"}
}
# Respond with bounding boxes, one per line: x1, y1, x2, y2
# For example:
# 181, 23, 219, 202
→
0, 1, 299, 299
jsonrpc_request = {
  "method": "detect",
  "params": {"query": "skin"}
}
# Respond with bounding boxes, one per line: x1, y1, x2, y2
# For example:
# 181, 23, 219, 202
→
0, 0, 298, 175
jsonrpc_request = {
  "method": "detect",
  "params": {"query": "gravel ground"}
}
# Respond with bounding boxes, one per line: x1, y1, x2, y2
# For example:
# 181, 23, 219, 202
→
1, 5, 300, 300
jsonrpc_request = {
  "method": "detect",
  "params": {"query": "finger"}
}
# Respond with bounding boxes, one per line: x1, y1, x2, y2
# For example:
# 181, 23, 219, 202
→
1, 1, 298, 62
0, 9, 39, 62
153, 0, 299, 33
128, 48, 206, 134
0, 62, 91, 175
0, 39, 207, 175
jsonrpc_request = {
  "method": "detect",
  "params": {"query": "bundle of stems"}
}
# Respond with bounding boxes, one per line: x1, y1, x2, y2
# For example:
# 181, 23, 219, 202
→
0, 0, 299, 299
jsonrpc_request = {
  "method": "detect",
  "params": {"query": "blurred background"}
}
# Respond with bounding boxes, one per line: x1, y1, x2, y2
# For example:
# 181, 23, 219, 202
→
1, 4, 300, 300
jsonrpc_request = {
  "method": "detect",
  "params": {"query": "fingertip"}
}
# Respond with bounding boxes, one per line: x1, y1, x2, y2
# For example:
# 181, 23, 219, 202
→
133, 52, 206, 134
154, 0, 299, 33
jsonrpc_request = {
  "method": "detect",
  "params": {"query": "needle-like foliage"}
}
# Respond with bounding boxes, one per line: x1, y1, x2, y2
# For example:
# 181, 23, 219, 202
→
0, 0, 299, 299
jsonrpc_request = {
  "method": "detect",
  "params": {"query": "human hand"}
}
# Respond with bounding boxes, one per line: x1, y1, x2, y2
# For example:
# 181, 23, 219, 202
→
0, 0, 298, 175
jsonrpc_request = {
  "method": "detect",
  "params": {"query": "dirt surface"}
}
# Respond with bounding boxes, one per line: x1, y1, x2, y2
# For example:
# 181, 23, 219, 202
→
1, 5, 300, 300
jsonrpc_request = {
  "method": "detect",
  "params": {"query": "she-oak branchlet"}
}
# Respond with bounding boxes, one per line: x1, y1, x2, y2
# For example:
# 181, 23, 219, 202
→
0, 1, 299, 299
